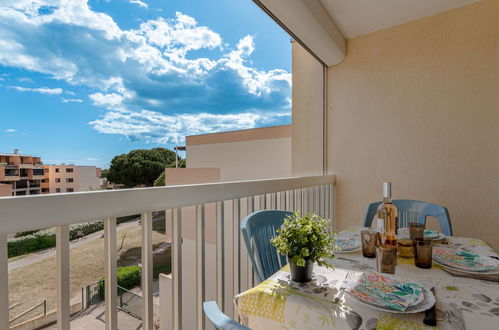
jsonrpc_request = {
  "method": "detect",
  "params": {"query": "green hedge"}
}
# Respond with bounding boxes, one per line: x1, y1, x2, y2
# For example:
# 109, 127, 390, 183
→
116, 266, 141, 289
8, 221, 104, 258
98, 266, 141, 297
9, 216, 140, 258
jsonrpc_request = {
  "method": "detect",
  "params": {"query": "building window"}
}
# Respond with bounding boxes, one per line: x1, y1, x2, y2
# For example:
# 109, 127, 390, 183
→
66, 188, 74, 192
55, 178, 61, 183
55, 168, 60, 173
44, 168, 49, 174
66, 168, 74, 173
56, 188, 61, 193
66, 178, 74, 183
42, 188, 49, 193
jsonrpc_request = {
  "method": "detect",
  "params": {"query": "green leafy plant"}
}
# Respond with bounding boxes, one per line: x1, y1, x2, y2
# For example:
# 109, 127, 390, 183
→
271, 211, 336, 268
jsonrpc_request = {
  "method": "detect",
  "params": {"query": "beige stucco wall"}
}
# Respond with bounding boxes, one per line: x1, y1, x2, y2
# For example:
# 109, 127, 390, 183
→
186, 126, 292, 181
291, 41, 324, 176
326, 0, 499, 248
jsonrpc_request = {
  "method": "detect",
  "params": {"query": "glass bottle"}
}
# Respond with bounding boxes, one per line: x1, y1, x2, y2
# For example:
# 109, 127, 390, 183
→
376, 182, 398, 246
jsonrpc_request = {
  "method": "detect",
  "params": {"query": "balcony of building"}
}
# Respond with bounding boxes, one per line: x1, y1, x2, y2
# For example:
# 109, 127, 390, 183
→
3, 166, 20, 181
1, 1, 498, 329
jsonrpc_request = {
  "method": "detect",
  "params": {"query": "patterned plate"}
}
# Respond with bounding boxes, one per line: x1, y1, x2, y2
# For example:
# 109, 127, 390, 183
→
343, 273, 425, 312
347, 286, 435, 314
335, 236, 361, 252
433, 248, 499, 272
397, 228, 446, 240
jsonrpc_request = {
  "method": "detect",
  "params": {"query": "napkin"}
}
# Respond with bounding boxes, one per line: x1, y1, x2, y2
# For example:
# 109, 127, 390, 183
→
343, 272, 423, 311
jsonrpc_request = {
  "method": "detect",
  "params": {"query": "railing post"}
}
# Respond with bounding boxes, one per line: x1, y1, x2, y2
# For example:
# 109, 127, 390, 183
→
141, 212, 153, 330
172, 208, 182, 330
56, 225, 70, 330
279, 191, 286, 210
0, 234, 8, 330
246, 198, 254, 288
104, 217, 117, 330
216, 202, 225, 311
196, 205, 206, 330
232, 199, 240, 319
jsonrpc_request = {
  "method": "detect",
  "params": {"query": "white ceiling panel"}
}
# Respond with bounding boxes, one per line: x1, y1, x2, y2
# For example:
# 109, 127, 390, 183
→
320, 0, 482, 38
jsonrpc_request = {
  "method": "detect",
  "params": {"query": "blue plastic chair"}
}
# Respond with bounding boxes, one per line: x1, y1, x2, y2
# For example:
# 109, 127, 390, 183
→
241, 210, 293, 283
203, 301, 250, 330
363, 199, 453, 236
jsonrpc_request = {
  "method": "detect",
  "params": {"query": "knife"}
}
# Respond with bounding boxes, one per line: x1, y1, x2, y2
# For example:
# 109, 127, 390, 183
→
423, 287, 437, 326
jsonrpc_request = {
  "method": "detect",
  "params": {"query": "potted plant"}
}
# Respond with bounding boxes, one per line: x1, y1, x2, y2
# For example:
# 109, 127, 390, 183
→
271, 211, 336, 283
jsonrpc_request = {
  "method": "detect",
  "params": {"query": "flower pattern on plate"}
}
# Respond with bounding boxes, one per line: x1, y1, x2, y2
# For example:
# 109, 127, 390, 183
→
433, 248, 499, 271
344, 272, 424, 312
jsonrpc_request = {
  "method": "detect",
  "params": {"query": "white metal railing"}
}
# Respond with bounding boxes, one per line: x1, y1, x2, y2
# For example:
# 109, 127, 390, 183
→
0, 174, 335, 330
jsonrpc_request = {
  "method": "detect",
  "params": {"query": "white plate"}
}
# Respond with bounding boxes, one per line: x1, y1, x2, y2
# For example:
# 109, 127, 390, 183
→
347, 286, 435, 314
433, 259, 499, 275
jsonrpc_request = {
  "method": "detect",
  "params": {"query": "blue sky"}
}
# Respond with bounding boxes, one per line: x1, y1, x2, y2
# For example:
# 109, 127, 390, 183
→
0, 0, 291, 168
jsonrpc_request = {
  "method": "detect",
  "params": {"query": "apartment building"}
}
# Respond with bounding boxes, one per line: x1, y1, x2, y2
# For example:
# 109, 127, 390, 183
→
42, 165, 102, 194
0, 151, 44, 197
162, 125, 292, 329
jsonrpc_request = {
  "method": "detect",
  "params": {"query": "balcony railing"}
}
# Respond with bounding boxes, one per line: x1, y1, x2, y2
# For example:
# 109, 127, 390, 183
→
0, 174, 335, 330
5, 171, 19, 177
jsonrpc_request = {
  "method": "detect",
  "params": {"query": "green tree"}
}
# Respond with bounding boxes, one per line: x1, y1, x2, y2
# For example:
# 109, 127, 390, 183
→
107, 148, 182, 187
154, 172, 165, 186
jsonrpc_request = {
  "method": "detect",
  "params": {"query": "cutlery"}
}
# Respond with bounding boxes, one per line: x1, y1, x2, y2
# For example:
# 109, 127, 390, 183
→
423, 287, 437, 326
333, 271, 352, 304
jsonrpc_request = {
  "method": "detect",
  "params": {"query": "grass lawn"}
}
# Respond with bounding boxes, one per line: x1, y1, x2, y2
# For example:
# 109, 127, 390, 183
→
8, 221, 168, 322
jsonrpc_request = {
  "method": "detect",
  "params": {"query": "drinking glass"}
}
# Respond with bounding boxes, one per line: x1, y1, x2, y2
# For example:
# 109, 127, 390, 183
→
414, 239, 433, 269
409, 222, 425, 240
397, 238, 414, 258
361, 230, 379, 258
376, 244, 397, 274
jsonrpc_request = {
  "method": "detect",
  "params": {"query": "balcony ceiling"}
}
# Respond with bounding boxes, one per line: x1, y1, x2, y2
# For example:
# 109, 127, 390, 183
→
320, 0, 482, 38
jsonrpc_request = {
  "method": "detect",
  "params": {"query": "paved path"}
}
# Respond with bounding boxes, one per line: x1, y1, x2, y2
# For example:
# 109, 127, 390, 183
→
8, 219, 141, 271
41, 303, 143, 330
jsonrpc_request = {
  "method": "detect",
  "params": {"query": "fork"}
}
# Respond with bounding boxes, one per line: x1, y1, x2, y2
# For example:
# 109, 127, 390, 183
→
333, 270, 353, 304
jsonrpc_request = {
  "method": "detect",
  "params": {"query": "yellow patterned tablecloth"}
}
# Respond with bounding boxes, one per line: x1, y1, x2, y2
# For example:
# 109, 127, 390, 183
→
234, 232, 499, 330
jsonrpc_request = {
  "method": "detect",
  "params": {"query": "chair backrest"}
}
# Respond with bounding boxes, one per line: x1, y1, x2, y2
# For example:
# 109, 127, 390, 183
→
241, 210, 293, 283
203, 301, 250, 330
363, 199, 453, 236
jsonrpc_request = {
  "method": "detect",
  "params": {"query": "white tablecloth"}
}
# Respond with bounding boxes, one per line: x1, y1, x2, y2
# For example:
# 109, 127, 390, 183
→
234, 231, 499, 330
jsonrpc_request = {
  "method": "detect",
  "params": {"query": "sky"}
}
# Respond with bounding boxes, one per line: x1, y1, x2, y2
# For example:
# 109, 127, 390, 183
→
0, 0, 292, 168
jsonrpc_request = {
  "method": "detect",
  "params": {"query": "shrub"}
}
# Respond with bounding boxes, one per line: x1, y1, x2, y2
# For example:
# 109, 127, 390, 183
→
8, 221, 106, 258
98, 265, 142, 297
271, 211, 336, 268
117, 266, 141, 289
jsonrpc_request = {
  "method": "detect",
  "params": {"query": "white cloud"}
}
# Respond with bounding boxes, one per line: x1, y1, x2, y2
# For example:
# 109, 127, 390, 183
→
90, 109, 290, 144
86, 157, 99, 161
62, 98, 83, 103
0, 1, 291, 143
129, 0, 148, 9
17, 77, 33, 83
5, 129, 16, 132
8, 85, 63, 95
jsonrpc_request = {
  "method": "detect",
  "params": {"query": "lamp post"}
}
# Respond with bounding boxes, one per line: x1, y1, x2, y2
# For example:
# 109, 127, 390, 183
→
174, 146, 186, 168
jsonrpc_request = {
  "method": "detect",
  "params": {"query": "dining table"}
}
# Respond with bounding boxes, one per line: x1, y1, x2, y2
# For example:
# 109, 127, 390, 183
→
234, 227, 499, 330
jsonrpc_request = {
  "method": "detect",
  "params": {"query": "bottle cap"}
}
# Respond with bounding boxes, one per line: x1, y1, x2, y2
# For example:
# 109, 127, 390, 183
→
383, 182, 391, 198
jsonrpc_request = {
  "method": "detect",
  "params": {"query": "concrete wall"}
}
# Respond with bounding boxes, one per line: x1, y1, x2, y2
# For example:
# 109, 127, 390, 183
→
291, 41, 324, 176
326, 0, 499, 248
186, 126, 292, 181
